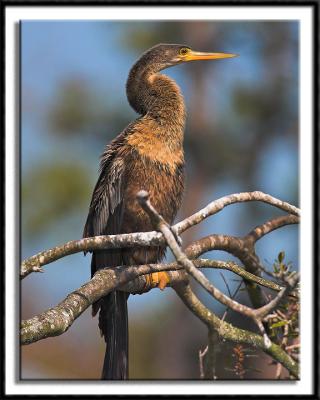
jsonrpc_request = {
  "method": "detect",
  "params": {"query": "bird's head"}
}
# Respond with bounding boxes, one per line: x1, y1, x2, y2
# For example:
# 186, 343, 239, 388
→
138, 43, 237, 72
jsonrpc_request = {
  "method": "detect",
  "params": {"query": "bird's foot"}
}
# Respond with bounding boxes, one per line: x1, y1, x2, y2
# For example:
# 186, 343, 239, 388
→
145, 271, 170, 290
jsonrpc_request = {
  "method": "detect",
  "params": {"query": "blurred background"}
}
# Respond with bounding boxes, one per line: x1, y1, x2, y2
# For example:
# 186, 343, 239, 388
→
21, 20, 299, 380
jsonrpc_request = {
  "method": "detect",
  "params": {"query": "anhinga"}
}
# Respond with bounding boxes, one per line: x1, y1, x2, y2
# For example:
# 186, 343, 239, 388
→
83, 43, 236, 380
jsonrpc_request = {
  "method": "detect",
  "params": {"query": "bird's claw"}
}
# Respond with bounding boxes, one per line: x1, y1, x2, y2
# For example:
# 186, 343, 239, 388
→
145, 271, 170, 290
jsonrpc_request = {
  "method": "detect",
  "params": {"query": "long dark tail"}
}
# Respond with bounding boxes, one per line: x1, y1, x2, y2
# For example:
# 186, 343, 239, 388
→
99, 291, 129, 380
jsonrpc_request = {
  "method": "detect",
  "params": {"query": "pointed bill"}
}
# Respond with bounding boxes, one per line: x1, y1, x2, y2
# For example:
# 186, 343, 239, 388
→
185, 51, 238, 61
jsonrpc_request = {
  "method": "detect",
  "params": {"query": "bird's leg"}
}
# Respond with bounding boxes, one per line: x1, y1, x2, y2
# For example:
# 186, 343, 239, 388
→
130, 249, 171, 291
147, 227, 181, 290
145, 271, 170, 291
145, 228, 181, 290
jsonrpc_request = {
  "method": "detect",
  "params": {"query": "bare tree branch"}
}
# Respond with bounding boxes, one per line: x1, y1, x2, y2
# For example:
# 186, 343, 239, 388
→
21, 231, 164, 279
174, 191, 300, 235
245, 215, 299, 244
204, 329, 219, 379
199, 345, 208, 379
255, 272, 300, 319
137, 191, 261, 318
138, 190, 298, 352
21, 191, 299, 279
21, 190, 300, 379
21, 264, 187, 345
21, 257, 285, 345
184, 215, 299, 308
174, 283, 299, 378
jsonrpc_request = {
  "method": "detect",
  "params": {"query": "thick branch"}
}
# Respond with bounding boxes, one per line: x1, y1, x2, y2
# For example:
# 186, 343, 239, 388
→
21, 231, 163, 279
21, 191, 300, 279
245, 214, 300, 244
185, 234, 269, 309
21, 263, 186, 345
21, 257, 284, 345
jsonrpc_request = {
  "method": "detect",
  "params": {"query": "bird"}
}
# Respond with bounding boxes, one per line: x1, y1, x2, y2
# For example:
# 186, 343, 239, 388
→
83, 43, 236, 380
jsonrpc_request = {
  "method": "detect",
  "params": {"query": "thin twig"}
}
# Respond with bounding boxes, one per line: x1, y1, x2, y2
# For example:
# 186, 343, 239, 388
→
254, 273, 300, 319
285, 343, 300, 351
220, 274, 243, 322
199, 346, 208, 379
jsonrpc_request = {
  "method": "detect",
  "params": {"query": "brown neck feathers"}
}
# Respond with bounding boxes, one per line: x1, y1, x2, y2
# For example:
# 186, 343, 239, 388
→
126, 65, 186, 133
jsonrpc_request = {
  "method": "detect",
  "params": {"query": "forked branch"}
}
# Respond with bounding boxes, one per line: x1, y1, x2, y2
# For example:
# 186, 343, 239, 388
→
21, 191, 300, 378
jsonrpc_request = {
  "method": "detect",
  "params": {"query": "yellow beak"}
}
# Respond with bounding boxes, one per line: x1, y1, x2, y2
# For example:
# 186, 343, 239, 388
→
184, 50, 238, 61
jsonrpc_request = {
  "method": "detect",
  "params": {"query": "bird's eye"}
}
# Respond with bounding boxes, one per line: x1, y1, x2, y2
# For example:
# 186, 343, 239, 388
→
179, 48, 190, 56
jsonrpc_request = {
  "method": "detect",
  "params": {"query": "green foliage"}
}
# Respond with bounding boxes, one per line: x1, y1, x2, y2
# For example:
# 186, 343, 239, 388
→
270, 320, 289, 329
267, 253, 300, 364
278, 251, 285, 263
118, 22, 187, 53
273, 251, 293, 274
22, 163, 92, 236
47, 79, 96, 135
47, 78, 130, 140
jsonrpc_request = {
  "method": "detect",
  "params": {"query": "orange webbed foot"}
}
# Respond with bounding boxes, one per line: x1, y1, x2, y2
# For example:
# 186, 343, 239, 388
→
158, 271, 170, 290
145, 271, 170, 290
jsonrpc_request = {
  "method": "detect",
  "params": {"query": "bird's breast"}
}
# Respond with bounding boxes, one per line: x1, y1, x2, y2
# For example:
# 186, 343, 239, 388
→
125, 118, 184, 174
121, 146, 185, 235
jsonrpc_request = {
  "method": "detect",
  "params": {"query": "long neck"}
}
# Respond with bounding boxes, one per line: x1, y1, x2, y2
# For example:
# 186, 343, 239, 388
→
126, 64, 186, 137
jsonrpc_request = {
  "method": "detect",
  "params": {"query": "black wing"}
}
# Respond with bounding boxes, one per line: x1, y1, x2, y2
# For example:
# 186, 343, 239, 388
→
84, 135, 129, 379
83, 135, 126, 278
